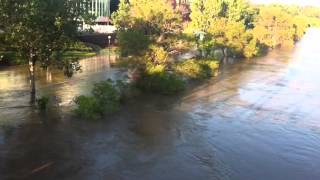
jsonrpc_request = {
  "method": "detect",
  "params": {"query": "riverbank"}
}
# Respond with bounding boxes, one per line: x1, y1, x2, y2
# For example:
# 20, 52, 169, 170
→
0, 42, 119, 67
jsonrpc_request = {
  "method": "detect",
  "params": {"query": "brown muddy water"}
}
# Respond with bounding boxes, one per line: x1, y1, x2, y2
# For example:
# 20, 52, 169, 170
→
1, 29, 320, 180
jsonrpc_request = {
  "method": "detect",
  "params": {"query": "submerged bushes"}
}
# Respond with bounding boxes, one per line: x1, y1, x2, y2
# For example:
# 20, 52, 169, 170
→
36, 96, 50, 111
74, 80, 121, 120
74, 96, 101, 119
175, 59, 219, 79
135, 59, 219, 95
136, 64, 185, 95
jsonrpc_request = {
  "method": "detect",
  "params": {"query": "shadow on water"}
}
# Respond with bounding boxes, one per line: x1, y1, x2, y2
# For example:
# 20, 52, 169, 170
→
0, 108, 87, 180
1, 29, 320, 180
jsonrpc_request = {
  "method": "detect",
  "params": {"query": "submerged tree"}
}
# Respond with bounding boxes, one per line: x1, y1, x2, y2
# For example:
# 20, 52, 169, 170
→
0, 0, 92, 104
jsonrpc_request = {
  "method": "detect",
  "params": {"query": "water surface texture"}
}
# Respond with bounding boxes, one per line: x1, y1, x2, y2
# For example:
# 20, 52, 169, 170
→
0, 29, 320, 180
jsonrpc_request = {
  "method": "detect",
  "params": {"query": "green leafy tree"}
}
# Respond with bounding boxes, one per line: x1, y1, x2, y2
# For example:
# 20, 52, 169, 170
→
189, 0, 256, 32
189, 0, 225, 32
112, 0, 182, 57
130, 0, 181, 35
112, 0, 182, 35
205, 18, 248, 58
117, 29, 150, 56
111, 0, 131, 30
188, 0, 257, 58
0, 0, 92, 103
225, 0, 257, 28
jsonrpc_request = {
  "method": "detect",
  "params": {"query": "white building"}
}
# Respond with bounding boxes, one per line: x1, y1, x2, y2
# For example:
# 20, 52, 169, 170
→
90, 0, 113, 17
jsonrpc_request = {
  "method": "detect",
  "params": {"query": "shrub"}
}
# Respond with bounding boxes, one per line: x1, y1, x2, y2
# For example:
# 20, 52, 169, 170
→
145, 64, 166, 74
175, 59, 219, 79
116, 80, 141, 102
146, 45, 169, 65
92, 80, 121, 114
243, 38, 260, 58
36, 96, 50, 111
68, 41, 93, 52
201, 60, 219, 74
175, 59, 205, 79
136, 66, 185, 95
74, 80, 121, 120
74, 95, 100, 119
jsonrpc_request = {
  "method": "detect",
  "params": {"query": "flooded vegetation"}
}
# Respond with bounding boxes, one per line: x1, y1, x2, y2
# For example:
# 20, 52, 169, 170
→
1, 29, 320, 180
1, 0, 320, 179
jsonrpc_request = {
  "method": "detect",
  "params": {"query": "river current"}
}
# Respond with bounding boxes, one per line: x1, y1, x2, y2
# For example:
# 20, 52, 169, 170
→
0, 29, 320, 180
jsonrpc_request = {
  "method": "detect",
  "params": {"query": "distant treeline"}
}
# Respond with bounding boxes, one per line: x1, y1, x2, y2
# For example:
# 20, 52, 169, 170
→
113, 0, 320, 59
186, 2, 320, 58
253, 4, 320, 50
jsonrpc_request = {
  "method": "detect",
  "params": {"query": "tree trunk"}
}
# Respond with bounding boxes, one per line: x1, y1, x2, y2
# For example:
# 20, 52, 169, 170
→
29, 57, 36, 104
222, 48, 228, 64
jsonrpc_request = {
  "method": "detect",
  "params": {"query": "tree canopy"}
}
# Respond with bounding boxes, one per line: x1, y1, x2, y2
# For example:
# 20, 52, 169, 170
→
252, 5, 319, 49
0, 0, 92, 102
112, 0, 181, 35
186, 0, 320, 58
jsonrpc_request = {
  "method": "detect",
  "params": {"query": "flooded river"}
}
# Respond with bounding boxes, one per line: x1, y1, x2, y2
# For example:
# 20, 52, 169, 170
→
1, 29, 320, 180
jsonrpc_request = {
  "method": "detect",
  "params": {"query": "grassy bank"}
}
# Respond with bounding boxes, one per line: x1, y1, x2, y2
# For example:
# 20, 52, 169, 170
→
0, 50, 97, 66
0, 41, 101, 66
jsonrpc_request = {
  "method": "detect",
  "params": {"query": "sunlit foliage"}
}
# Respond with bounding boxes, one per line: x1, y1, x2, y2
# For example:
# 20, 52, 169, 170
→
254, 5, 297, 48
175, 59, 219, 79
136, 69, 186, 95
252, 5, 320, 49
187, 0, 258, 58
187, 0, 320, 57
112, 0, 182, 35
111, 1, 320, 95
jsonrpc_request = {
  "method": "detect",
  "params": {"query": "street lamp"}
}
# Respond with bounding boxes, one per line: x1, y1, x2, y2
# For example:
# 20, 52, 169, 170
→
108, 35, 112, 63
